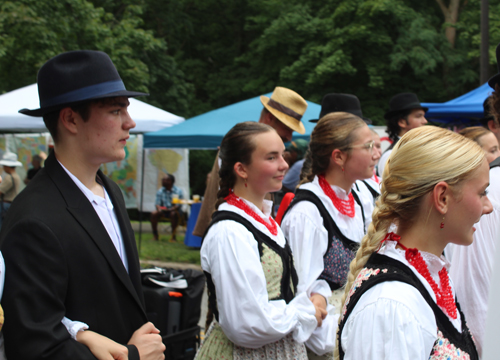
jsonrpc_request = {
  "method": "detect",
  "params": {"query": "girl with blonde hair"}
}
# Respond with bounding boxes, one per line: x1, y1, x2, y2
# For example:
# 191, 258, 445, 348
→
196, 122, 335, 360
281, 112, 378, 358
336, 126, 491, 360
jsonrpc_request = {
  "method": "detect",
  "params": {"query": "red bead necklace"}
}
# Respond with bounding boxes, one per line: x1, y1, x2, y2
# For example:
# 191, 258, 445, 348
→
383, 233, 457, 319
318, 175, 355, 217
225, 192, 278, 236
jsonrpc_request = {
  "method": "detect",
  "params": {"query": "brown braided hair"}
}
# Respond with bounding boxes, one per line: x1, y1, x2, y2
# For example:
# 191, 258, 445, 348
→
205, 121, 274, 329
299, 112, 366, 185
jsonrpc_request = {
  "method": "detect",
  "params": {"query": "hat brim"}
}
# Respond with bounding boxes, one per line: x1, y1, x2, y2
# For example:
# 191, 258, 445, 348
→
19, 90, 148, 117
309, 115, 371, 124
384, 106, 428, 120
0, 160, 22, 167
260, 95, 306, 134
488, 73, 500, 89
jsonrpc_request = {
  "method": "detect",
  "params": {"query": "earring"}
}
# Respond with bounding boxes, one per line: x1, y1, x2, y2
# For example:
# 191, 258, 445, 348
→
244, 178, 247, 188
440, 216, 445, 229
341, 166, 344, 172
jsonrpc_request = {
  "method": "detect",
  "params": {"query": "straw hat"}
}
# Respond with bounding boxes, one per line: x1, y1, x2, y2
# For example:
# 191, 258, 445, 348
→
260, 87, 307, 134
0, 152, 22, 167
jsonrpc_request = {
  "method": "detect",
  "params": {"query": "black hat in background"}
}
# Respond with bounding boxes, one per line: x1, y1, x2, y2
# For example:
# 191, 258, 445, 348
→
488, 43, 500, 89
309, 93, 372, 124
19, 50, 148, 117
383, 93, 428, 120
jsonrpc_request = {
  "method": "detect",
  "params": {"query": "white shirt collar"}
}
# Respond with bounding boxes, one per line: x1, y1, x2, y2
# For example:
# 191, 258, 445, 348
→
58, 160, 114, 210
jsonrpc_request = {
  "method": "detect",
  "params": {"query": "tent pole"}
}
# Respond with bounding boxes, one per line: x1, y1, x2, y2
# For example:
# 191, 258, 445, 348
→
138, 136, 146, 254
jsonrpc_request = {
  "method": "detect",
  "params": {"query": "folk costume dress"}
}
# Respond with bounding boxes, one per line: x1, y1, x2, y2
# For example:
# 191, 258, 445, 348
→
281, 176, 368, 313
196, 197, 335, 360
338, 237, 478, 360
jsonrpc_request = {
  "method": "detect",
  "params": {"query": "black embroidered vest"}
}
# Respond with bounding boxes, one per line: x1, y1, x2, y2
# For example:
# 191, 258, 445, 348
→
203, 210, 298, 323
283, 189, 363, 290
338, 253, 478, 360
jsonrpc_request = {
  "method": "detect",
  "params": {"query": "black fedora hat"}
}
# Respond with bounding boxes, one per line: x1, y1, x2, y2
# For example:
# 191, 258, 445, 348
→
19, 50, 147, 117
488, 43, 500, 89
383, 93, 428, 120
309, 93, 371, 124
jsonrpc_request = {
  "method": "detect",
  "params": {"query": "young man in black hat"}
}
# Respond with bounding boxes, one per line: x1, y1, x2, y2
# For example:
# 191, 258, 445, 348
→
377, 93, 428, 177
0, 51, 165, 360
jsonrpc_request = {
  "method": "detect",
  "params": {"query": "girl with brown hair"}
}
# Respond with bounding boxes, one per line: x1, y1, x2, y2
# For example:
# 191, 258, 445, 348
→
195, 122, 335, 360
336, 126, 491, 359
281, 112, 378, 330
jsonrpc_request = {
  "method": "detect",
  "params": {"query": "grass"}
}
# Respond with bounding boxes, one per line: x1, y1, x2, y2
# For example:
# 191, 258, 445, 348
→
135, 230, 201, 265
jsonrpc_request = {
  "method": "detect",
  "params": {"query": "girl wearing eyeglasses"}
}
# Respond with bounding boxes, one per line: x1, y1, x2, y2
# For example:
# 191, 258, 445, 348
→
281, 112, 378, 358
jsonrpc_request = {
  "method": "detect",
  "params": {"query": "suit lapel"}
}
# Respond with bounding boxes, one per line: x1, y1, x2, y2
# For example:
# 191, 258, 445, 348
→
45, 154, 145, 314
99, 170, 145, 307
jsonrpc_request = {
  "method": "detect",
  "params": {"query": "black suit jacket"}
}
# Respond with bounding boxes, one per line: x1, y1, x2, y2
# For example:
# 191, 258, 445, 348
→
0, 152, 148, 359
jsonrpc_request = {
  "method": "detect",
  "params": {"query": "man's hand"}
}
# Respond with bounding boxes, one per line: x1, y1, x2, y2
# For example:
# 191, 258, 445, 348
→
128, 322, 165, 360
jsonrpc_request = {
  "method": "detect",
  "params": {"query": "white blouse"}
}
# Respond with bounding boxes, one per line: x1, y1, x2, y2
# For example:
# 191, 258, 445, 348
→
341, 241, 462, 360
448, 198, 500, 356
201, 198, 336, 354
281, 177, 366, 299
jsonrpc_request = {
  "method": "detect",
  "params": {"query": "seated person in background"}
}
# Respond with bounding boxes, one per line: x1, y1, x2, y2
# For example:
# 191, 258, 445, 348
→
150, 174, 183, 241
459, 126, 500, 164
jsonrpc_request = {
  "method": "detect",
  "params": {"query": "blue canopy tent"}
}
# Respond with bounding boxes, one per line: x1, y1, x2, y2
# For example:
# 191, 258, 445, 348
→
144, 92, 321, 149
421, 82, 492, 124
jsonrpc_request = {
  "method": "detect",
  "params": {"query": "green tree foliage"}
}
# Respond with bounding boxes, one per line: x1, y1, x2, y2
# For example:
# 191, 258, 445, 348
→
0, 0, 193, 116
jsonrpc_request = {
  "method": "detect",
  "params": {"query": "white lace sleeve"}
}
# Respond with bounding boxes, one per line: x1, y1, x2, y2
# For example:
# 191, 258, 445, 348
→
61, 317, 89, 340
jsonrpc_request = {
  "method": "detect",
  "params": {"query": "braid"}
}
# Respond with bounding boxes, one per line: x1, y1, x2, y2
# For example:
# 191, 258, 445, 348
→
334, 187, 396, 359
214, 158, 235, 210
299, 148, 314, 185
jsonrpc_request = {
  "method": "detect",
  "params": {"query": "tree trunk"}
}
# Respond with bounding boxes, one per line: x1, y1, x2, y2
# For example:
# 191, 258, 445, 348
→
436, 0, 461, 48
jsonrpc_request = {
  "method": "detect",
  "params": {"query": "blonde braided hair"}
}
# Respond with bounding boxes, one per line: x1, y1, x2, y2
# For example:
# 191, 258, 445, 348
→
334, 126, 485, 359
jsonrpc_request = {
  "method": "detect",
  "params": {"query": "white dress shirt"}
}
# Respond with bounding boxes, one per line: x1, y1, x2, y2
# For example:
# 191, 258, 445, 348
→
201, 198, 336, 354
59, 161, 128, 272
341, 240, 462, 360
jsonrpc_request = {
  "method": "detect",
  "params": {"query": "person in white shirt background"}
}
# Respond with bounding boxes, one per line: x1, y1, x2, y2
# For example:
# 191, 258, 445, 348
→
196, 122, 336, 360
336, 126, 491, 360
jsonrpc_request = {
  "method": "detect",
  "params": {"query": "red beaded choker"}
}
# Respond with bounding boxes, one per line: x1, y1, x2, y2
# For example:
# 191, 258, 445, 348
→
225, 192, 278, 236
318, 175, 355, 217
382, 233, 457, 319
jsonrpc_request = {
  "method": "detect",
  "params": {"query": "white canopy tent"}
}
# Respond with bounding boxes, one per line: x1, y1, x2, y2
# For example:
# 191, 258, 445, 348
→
0, 84, 184, 132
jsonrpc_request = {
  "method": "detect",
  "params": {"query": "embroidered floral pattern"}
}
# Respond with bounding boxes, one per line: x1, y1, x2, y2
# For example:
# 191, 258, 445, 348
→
234, 333, 307, 360
261, 244, 284, 300
320, 236, 356, 288
342, 267, 382, 316
430, 330, 471, 359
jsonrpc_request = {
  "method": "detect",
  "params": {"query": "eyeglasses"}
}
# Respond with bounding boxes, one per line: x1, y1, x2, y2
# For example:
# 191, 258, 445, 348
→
345, 140, 375, 152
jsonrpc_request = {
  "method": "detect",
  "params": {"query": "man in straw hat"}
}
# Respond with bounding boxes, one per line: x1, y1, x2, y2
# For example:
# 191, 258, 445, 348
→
377, 92, 428, 177
0, 50, 165, 359
192, 86, 308, 237
0, 152, 22, 228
